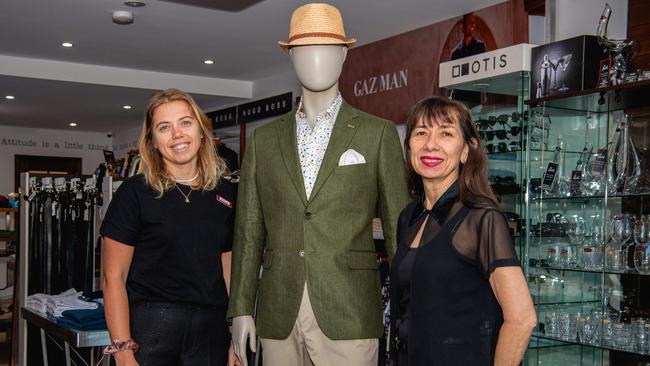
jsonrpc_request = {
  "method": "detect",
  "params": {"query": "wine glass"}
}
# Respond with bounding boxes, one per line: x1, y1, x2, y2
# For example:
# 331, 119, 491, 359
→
584, 214, 604, 270
606, 214, 632, 271
566, 215, 585, 268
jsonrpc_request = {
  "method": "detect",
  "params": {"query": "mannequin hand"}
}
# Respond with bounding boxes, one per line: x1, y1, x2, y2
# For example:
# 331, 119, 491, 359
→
228, 342, 241, 366
232, 315, 256, 366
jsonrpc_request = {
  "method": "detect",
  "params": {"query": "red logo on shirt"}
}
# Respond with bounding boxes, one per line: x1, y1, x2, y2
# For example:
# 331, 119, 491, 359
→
216, 195, 232, 208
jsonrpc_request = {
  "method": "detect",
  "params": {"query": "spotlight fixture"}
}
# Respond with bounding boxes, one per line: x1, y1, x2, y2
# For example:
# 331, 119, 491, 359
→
123, 105, 132, 110
113, 10, 134, 25
69, 122, 77, 127
61, 42, 73, 48
204, 59, 215, 65
5, 95, 15, 100
124, 1, 146, 7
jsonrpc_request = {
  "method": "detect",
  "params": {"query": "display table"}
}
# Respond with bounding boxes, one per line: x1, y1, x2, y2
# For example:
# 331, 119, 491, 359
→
21, 307, 110, 366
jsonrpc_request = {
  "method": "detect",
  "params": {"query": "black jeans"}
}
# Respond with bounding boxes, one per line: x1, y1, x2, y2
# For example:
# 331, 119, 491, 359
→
130, 302, 228, 366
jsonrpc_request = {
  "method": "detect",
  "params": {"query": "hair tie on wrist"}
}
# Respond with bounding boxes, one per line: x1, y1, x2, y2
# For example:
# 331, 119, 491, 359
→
103, 338, 140, 355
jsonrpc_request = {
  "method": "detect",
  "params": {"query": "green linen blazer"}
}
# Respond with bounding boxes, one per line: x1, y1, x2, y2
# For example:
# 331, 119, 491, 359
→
227, 101, 411, 340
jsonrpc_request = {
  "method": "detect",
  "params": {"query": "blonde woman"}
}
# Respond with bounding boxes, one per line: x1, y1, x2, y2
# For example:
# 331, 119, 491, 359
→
101, 89, 238, 366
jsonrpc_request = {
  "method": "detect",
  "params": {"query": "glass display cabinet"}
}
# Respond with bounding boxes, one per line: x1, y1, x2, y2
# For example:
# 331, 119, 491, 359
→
524, 80, 650, 365
447, 70, 529, 264
446, 57, 650, 364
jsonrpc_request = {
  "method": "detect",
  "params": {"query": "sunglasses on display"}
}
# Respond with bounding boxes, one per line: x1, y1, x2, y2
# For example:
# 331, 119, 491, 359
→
486, 141, 521, 153
486, 142, 509, 153
480, 129, 509, 141
491, 175, 516, 185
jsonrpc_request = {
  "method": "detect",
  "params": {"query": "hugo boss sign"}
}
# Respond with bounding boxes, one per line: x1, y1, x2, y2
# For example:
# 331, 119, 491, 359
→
439, 44, 534, 88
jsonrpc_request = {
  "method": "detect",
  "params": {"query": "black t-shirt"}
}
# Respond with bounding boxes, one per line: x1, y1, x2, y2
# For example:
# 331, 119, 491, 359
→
100, 175, 236, 308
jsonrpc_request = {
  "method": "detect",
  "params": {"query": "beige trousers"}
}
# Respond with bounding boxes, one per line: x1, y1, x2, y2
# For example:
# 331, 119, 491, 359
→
260, 284, 378, 366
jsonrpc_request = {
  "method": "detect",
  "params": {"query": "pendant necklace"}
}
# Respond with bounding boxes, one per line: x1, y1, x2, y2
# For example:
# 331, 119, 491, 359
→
175, 184, 192, 203
175, 171, 199, 184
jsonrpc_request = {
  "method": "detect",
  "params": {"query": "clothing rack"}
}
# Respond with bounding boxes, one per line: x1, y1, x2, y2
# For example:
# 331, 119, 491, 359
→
15, 171, 107, 366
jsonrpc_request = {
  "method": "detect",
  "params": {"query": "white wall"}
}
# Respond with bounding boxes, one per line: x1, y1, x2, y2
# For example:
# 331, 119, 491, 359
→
555, 0, 627, 41
0, 125, 111, 194
112, 125, 142, 159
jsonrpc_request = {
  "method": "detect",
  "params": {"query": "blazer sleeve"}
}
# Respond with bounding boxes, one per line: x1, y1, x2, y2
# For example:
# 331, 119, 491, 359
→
227, 128, 267, 319
377, 121, 411, 263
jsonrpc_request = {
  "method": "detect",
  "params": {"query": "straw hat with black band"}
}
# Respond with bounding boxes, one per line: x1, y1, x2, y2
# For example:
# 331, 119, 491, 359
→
278, 3, 356, 50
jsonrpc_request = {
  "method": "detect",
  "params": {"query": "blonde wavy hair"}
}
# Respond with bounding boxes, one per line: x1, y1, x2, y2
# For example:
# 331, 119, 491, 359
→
138, 88, 226, 196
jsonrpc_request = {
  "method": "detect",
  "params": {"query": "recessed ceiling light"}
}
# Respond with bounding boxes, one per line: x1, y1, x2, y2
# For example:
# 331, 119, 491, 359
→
124, 1, 146, 7
5, 95, 15, 100
61, 42, 73, 48
204, 59, 215, 65
123, 105, 132, 110
69, 122, 77, 127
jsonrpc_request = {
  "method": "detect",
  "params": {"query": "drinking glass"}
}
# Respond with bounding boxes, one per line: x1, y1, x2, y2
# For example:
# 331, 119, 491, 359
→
612, 322, 633, 350
633, 319, 648, 353
545, 309, 559, 337
547, 244, 562, 268
634, 215, 650, 274
601, 318, 613, 347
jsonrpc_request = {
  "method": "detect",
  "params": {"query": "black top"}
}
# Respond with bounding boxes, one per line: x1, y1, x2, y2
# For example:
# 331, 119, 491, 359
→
396, 182, 460, 339
391, 181, 520, 365
100, 175, 236, 308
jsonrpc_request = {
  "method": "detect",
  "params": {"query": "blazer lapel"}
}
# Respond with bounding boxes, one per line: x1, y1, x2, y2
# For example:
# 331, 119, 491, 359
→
308, 102, 360, 203
275, 110, 308, 206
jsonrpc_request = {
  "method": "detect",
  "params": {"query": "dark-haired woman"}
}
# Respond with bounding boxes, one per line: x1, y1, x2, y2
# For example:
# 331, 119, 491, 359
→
390, 97, 536, 366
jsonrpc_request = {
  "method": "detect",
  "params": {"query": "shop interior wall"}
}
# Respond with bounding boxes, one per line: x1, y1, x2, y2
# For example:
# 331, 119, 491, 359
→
554, 0, 627, 42
0, 125, 111, 195
628, 0, 650, 71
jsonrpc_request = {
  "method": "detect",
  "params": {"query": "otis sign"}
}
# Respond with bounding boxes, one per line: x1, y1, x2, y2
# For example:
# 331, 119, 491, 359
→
439, 44, 534, 88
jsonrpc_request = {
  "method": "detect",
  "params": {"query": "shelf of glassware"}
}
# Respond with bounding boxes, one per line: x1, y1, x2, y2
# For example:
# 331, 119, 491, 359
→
525, 79, 650, 114
524, 341, 605, 366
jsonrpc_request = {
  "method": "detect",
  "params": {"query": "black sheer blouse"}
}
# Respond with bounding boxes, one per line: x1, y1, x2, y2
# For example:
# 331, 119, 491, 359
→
390, 181, 520, 365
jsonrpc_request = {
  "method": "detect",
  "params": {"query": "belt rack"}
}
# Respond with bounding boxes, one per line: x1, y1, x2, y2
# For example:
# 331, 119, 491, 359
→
15, 172, 108, 366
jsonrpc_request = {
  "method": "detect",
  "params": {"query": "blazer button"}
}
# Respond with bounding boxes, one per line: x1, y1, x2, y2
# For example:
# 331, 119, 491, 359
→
304, 212, 312, 220
298, 250, 305, 257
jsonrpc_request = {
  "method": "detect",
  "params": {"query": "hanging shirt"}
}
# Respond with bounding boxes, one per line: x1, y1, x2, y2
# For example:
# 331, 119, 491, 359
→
296, 93, 342, 199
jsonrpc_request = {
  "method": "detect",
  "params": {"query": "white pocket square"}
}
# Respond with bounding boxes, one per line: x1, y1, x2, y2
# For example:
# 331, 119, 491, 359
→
338, 149, 366, 166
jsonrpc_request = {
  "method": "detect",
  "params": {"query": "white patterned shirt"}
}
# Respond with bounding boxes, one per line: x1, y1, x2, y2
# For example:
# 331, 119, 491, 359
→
296, 93, 343, 199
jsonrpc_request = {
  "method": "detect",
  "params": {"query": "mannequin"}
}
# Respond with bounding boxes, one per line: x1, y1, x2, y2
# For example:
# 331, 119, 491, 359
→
231, 44, 347, 361
290, 45, 347, 128
228, 4, 410, 366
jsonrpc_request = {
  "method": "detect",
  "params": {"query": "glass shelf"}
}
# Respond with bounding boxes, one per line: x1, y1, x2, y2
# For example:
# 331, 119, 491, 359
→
530, 265, 650, 277
528, 336, 578, 350
535, 300, 600, 306
530, 192, 650, 202
533, 333, 650, 357
525, 79, 650, 114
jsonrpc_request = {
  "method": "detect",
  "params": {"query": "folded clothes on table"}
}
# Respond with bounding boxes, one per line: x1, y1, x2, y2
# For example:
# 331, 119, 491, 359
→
55, 306, 106, 331
26, 288, 99, 317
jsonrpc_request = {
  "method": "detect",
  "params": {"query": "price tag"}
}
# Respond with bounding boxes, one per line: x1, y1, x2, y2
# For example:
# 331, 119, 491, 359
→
569, 170, 583, 195
590, 148, 607, 178
542, 162, 558, 189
